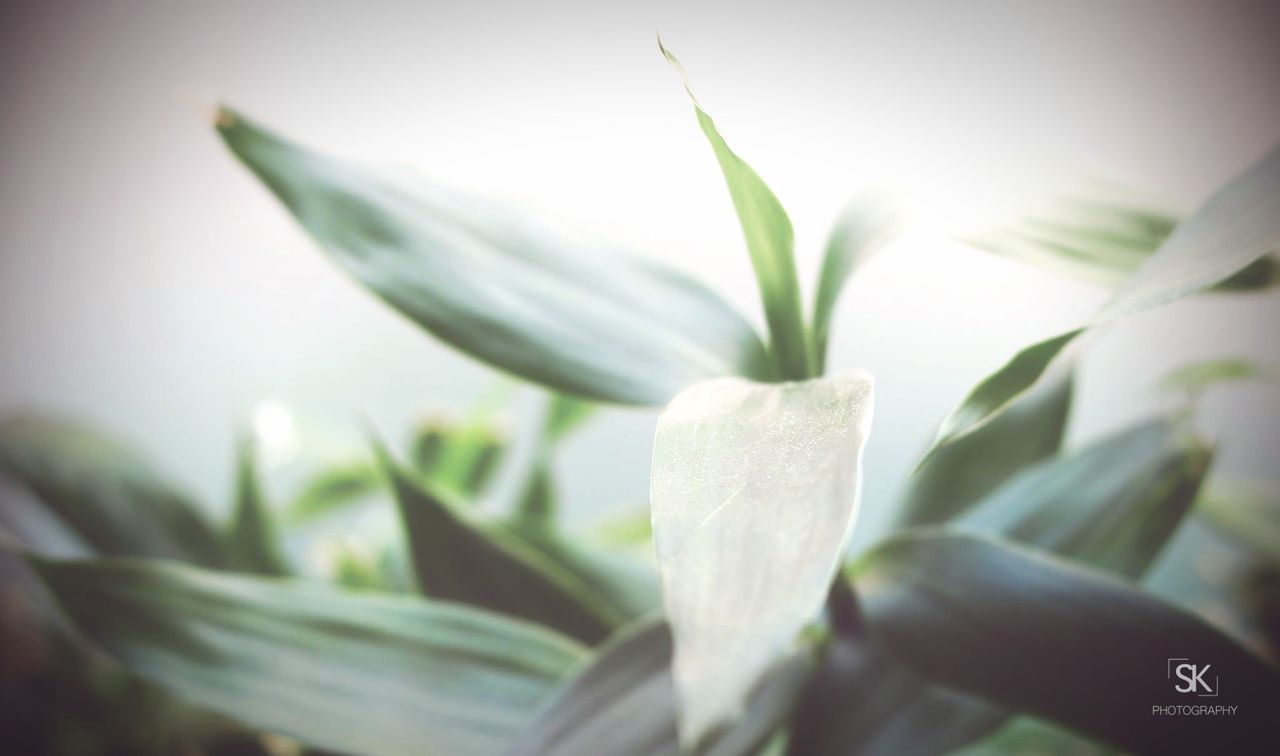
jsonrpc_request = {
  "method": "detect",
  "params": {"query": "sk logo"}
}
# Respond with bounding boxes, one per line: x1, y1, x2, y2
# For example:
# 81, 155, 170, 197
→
1167, 658, 1219, 697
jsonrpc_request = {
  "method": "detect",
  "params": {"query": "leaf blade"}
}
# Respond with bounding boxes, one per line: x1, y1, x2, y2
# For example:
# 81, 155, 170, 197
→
216, 108, 770, 405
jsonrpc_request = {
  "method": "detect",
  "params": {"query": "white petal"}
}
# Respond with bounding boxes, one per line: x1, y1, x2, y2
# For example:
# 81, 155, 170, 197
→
650, 371, 874, 745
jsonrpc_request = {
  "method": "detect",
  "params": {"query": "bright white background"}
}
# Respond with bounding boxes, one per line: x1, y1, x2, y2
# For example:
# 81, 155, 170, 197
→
2, 0, 1278, 546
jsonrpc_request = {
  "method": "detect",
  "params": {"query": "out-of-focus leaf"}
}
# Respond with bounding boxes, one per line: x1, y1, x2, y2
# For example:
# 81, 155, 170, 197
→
225, 439, 287, 576
854, 532, 1280, 753
660, 42, 810, 380
798, 419, 1212, 755
510, 529, 661, 622
954, 716, 1115, 756
786, 584, 1006, 756
513, 395, 595, 528
513, 618, 811, 756
1097, 143, 1280, 319
0, 415, 225, 567
415, 417, 507, 496
284, 460, 383, 523
811, 191, 905, 371
543, 395, 597, 444
23, 553, 583, 756
964, 194, 1179, 286
1159, 358, 1280, 397
932, 330, 1082, 446
590, 508, 653, 549
933, 142, 1280, 452
897, 367, 1073, 527
217, 108, 771, 405
1196, 478, 1280, 564
381, 451, 618, 644
651, 373, 873, 745
961, 419, 1212, 578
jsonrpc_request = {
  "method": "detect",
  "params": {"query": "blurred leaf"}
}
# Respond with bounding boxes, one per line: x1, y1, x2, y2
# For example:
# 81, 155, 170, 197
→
897, 367, 1073, 527
811, 191, 905, 371
225, 439, 287, 576
510, 529, 661, 622
964, 194, 1178, 286
284, 460, 383, 523
651, 373, 873, 745
380, 451, 619, 644
660, 42, 810, 380
1196, 477, 1280, 564
960, 418, 1211, 578
217, 108, 770, 405
543, 394, 597, 444
786, 585, 1006, 756
415, 417, 507, 496
932, 330, 1083, 447
589, 508, 653, 548
933, 141, 1280, 453
0, 415, 225, 567
513, 395, 596, 528
1097, 142, 1280, 319
24, 553, 584, 756
854, 532, 1280, 753
1159, 358, 1280, 397
796, 418, 1211, 755
514, 618, 811, 756
954, 716, 1115, 756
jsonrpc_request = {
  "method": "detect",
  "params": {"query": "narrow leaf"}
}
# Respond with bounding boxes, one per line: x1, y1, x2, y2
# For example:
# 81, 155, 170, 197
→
217, 108, 771, 405
24, 554, 583, 756
933, 141, 1280, 451
380, 451, 619, 644
897, 367, 1073, 527
1196, 478, 1280, 564
225, 439, 288, 575
651, 372, 873, 744
284, 460, 383, 523
660, 42, 810, 380
0, 415, 225, 567
854, 532, 1280, 753
932, 330, 1082, 445
811, 191, 905, 371
960, 419, 1212, 578
1098, 143, 1280, 320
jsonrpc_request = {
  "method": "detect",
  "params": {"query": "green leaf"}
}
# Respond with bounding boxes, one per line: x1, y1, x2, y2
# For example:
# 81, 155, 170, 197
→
932, 330, 1083, 446
0, 414, 225, 567
959, 419, 1212, 578
897, 367, 1073, 527
514, 618, 811, 756
1159, 358, 1280, 397
810, 191, 905, 372
932, 141, 1280, 452
513, 394, 596, 528
955, 716, 1115, 756
1098, 143, 1280, 320
963, 194, 1180, 286
380, 450, 619, 644
225, 439, 287, 576
24, 553, 584, 756
216, 108, 771, 405
1196, 477, 1280, 564
651, 373, 874, 744
854, 532, 1280, 753
660, 42, 811, 380
796, 420, 1212, 755
508, 528, 661, 623
786, 585, 1005, 756
284, 459, 383, 523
